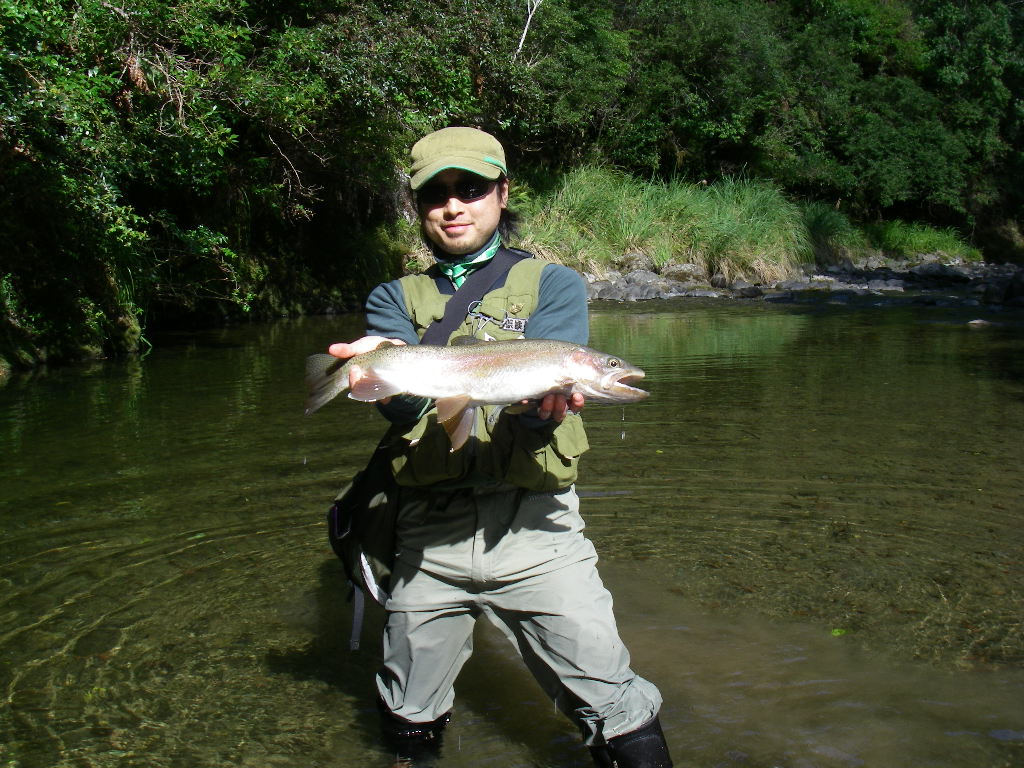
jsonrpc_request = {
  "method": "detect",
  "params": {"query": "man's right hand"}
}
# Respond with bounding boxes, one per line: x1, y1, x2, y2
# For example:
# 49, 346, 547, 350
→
326, 336, 407, 404
327, 335, 407, 359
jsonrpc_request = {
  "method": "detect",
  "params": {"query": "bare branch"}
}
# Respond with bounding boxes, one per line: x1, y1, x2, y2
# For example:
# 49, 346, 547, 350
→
512, 0, 543, 62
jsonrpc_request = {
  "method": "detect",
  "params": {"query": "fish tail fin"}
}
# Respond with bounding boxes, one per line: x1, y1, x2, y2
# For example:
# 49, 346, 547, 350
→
304, 353, 351, 415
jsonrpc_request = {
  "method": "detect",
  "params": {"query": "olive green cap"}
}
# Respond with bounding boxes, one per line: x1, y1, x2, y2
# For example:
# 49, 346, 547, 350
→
409, 127, 508, 190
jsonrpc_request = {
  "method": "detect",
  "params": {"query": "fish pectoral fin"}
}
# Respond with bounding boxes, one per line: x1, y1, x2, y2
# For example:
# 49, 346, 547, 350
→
443, 408, 477, 451
348, 367, 405, 402
435, 394, 473, 424
436, 396, 476, 451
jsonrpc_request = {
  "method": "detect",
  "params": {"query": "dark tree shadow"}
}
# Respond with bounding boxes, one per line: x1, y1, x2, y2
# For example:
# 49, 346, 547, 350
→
265, 558, 388, 744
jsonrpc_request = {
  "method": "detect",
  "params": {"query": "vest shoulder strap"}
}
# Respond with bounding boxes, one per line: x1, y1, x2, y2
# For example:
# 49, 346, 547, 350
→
398, 249, 545, 342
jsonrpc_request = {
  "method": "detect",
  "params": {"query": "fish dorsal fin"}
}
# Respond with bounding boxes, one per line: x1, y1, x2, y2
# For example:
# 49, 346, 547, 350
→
348, 364, 405, 402
436, 395, 475, 450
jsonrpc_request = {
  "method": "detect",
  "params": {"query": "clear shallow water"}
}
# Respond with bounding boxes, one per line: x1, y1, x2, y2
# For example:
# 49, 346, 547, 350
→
1, 299, 1022, 767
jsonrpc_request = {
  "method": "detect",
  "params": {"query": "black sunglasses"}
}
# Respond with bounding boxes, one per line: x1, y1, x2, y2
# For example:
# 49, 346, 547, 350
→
417, 176, 495, 207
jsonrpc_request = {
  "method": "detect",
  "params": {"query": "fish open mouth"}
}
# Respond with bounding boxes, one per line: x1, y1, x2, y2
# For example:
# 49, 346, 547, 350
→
604, 369, 648, 400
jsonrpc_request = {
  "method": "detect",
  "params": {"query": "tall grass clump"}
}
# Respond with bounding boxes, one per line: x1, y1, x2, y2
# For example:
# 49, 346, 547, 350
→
518, 166, 812, 283
801, 201, 868, 264
517, 166, 679, 269
695, 177, 813, 283
863, 221, 981, 262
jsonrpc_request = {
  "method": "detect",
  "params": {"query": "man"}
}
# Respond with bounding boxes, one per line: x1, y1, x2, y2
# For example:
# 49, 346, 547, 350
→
327, 127, 672, 768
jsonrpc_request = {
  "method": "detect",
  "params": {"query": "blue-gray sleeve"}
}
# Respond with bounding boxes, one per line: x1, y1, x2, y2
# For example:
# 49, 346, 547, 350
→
363, 280, 431, 423
365, 280, 420, 345
524, 264, 589, 345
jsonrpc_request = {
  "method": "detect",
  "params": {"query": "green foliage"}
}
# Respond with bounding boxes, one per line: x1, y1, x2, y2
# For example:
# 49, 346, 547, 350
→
604, 0, 1021, 223
841, 75, 970, 211
0, 0, 410, 364
696, 177, 814, 281
797, 0, 926, 74
913, 1, 1019, 216
607, 0, 793, 175
526, 0, 631, 146
801, 201, 980, 265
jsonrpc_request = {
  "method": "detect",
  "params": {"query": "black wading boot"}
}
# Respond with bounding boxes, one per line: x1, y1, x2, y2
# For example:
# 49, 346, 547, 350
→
378, 700, 451, 768
589, 716, 673, 768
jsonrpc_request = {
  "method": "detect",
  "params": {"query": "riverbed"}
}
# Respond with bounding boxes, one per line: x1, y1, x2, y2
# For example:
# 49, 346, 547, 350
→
1, 298, 1022, 767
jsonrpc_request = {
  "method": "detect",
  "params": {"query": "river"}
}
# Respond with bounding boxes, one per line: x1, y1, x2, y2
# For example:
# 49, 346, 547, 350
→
1, 298, 1022, 767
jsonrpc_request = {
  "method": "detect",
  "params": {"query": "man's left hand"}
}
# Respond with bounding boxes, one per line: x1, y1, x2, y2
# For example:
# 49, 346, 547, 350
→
535, 392, 585, 422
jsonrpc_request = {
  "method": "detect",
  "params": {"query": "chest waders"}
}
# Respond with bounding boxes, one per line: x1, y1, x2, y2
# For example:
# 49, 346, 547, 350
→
376, 255, 672, 768
377, 252, 560, 768
330, 250, 556, 650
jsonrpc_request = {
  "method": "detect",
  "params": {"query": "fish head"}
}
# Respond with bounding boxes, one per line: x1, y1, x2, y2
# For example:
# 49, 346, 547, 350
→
567, 347, 648, 403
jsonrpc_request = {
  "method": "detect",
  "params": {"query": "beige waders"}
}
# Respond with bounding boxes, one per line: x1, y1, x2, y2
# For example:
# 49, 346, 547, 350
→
376, 483, 663, 746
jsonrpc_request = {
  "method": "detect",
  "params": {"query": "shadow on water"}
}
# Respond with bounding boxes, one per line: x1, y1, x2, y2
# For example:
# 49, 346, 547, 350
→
960, 326, 1024, 400
264, 559, 385, 745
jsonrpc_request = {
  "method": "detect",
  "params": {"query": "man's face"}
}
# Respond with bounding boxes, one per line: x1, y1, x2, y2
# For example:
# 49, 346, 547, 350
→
417, 169, 508, 256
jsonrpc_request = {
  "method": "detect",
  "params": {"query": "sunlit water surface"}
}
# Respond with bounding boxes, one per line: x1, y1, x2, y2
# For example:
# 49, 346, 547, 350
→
1, 298, 1022, 767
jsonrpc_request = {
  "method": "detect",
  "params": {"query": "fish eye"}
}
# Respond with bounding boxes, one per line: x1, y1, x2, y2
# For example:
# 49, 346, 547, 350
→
608, 358, 620, 367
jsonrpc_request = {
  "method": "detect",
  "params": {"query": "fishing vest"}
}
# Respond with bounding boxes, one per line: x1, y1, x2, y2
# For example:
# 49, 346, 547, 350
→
384, 256, 590, 491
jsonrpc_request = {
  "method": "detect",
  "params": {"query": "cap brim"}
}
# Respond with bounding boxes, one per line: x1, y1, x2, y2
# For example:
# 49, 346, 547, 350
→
410, 158, 504, 190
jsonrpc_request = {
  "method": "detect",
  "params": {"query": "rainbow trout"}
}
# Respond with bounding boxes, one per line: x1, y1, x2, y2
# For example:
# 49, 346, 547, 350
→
304, 337, 648, 449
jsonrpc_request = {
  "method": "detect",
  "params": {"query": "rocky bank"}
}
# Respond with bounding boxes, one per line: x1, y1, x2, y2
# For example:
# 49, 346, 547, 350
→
585, 253, 1024, 309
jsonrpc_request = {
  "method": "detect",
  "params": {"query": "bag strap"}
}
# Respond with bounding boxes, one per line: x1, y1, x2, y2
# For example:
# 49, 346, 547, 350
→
420, 247, 531, 346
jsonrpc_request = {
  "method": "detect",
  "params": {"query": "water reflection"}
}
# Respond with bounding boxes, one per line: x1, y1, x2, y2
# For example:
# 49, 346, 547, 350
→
1, 302, 1022, 767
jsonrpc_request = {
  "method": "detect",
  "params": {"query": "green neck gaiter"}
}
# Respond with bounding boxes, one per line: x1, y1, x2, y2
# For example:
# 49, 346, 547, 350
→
435, 230, 501, 288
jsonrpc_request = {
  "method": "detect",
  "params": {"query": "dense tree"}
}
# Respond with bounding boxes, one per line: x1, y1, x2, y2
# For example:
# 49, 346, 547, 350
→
605, 0, 1021, 225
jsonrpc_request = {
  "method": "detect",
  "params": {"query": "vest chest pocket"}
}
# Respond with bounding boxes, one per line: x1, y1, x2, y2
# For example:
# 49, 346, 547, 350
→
386, 414, 475, 487
462, 291, 536, 341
